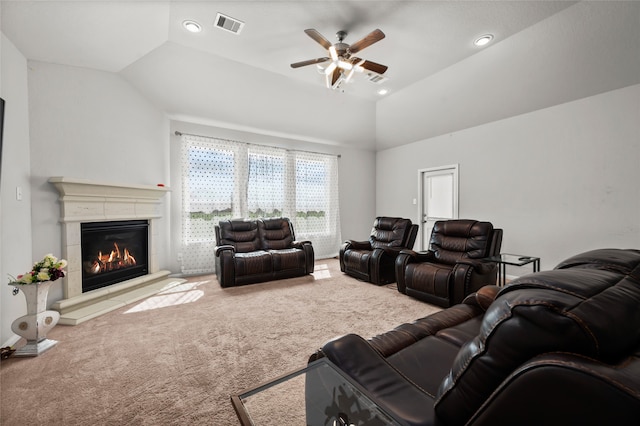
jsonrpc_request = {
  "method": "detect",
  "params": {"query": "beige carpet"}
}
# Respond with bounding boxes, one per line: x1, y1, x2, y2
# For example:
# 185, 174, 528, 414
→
0, 258, 440, 425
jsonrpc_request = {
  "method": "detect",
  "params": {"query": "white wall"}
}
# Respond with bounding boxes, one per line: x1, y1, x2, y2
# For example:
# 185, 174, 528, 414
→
1, 34, 34, 346
122, 42, 378, 150
26, 61, 170, 306
168, 120, 375, 272
376, 84, 640, 272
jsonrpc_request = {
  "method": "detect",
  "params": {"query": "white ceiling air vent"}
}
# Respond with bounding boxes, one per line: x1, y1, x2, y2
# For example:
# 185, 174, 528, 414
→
368, 73, 388, 84
215, 13, 244, 35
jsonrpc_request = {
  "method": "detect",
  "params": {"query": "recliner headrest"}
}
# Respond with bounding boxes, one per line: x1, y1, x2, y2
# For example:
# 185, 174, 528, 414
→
370, 217, 412, 248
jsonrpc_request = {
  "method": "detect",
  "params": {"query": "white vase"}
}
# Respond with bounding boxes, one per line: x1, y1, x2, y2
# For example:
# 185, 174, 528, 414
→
9, 281, 60, 356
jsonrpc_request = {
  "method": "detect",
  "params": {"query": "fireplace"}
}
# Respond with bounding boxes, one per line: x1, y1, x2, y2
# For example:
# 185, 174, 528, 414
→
48, 177, 180, 325
81, 220, 149, 292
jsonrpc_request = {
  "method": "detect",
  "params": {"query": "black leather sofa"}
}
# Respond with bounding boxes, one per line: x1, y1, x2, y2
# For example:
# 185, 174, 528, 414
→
214, 217, 314, 287
308, 248, 640, 425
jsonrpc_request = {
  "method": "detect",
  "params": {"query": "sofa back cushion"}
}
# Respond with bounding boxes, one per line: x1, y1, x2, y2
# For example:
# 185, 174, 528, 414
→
258, 217, 294, 250
369, 217, 413, 250
430, 220, 494, 265
434, 248, 640, 425
217, 220, 260, 253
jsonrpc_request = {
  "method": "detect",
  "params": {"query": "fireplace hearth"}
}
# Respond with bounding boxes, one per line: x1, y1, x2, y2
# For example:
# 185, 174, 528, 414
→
81, 220, 149, 292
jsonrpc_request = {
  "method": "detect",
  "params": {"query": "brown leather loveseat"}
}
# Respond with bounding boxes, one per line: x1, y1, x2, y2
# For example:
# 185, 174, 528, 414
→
308, 248, 640, 425
214, 217, 314, 287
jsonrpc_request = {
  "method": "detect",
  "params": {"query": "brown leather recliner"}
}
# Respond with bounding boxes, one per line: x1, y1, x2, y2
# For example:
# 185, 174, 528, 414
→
340, 217, 418, 285
309, 248, 640, 425
214, 217, 314, 287
396, 219, 502, 307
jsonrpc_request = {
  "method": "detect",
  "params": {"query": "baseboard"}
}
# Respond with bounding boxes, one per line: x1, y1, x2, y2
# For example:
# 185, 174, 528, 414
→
2, 334, 22, 349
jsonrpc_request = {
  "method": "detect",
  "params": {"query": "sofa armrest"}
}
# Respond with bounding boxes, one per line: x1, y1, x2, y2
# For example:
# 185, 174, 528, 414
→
451, 261, 499, 304
399, 249, 435, 262
467, 351, 640, 425
215, 244, 235, 257
291, 240, 312, 248
340, 240, 372, 272
456, 258, 497, 273
292, 240, 315, 274
343, 239, 372, 251
318, 334, 438, 426
395, 250, 435, 293
214, 245, 237, 288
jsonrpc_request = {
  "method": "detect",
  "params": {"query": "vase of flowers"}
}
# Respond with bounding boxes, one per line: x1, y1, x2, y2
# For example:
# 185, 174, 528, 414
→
7, 254, 67, 357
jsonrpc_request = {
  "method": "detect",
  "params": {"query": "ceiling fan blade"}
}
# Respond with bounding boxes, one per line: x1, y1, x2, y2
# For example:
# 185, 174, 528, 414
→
359, 60, 388, 75
304, 29, 333, 50
348, 29, 385, 54
290, 57, 330, 68
331, 68, 341, 87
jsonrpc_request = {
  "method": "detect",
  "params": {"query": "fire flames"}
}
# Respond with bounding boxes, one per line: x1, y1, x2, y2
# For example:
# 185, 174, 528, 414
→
88, 242, 137, 275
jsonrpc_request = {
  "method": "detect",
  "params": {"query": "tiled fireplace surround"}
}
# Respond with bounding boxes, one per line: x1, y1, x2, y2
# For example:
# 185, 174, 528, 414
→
49, 177, 185, 325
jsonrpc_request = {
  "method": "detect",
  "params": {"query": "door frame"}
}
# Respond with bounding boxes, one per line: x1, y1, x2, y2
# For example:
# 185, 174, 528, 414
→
418, 164, 460, 251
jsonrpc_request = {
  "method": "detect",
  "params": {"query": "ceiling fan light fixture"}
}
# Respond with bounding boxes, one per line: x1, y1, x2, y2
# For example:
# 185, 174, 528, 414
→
324, 62, 337, 75
291, 28, 388, 91
474, 34, 493, 47
182, 20, 202, 33
337, 60, 353, 70
329, 46, 338, 61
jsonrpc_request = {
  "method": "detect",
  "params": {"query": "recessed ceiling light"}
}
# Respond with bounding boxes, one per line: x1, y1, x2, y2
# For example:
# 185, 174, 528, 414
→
474, 34, 493, 47
377, 88, 389, 96
183, 20, 202, 33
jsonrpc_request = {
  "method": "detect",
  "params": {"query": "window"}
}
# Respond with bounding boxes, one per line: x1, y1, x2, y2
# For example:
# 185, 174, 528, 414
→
247, 148, 286, 219
180, 135, 341, 274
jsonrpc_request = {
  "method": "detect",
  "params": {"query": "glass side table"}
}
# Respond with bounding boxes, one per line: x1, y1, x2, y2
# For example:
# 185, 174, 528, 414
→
231, 357, 407, 426
484, 253, 540, 287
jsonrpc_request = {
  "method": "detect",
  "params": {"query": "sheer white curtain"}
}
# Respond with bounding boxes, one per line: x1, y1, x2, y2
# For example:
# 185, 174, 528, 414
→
292, 151, 342, 258
180, 134, 341, 274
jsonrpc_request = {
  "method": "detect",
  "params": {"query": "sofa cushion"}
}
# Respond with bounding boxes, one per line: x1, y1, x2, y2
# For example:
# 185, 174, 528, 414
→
434, 248, 640, 425
430, 220, 494, 264
233, 251, 272, 276
258, 218, 294, 250
218, 220, 260, 253
369, 217, 412, 250
387, 316, 484, 397
270, 248, 306, 271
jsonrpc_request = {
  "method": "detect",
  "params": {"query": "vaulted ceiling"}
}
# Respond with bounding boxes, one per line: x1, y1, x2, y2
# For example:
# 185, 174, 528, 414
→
2, 1, 639, 150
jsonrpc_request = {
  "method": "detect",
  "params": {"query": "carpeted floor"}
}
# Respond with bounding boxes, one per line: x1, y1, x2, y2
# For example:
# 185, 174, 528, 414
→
0, 258, 440, 425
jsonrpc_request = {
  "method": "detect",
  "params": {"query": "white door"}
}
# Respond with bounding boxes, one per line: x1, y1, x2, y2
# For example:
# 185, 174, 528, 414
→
419, 165, 459, 251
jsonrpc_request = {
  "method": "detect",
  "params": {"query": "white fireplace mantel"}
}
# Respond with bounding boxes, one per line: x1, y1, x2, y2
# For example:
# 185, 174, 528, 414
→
49, 176, 169, 222
48, 177, 183, 325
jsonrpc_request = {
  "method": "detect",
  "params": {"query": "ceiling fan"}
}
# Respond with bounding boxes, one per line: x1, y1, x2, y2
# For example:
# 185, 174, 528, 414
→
291, 28, 388, 90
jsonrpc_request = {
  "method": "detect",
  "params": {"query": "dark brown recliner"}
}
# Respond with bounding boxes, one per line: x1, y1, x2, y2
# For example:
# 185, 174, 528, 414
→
396, 219, 502, 307
340, 217, 418, 285
309, 248, 640, 425
214, 217, 314, 287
